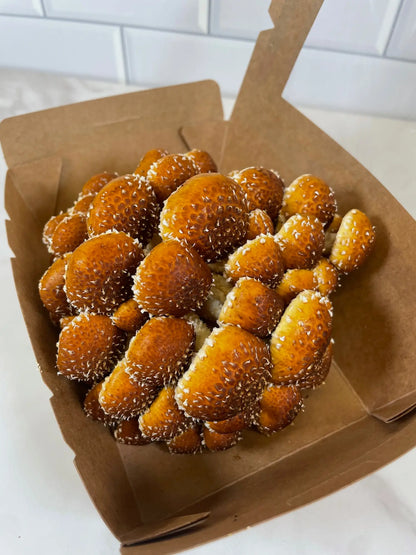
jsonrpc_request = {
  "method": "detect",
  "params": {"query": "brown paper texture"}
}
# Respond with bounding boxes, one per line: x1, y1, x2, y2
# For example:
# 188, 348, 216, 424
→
2, 1, 416, 553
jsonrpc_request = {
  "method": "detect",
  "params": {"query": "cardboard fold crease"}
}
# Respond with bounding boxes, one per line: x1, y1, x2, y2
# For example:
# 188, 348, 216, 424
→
1, 0, 416, 553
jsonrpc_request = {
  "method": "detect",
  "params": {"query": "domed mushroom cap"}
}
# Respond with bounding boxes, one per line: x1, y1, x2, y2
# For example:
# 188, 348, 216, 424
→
229, 167, 284, 222
312, 258, 339, 296
297, 339, 333, 389
112, 299, 148, 333
83, 381, 115, 426
175, 324, 271, 421
139, 385, 192, 441
48, 212, 88, 257
134, 148, 168, 177
219, 277, 284, 338
147, 153, 198, 202
126, 316, 195, 388
65, 231, 144, 315
206, 411, 250, 434
133, 239, 212, 317
281, 174, 337, 225
159, 173, 249, 262
167, 423, 202, 454
99, 358, 158, 420
114, 419, 152, 446
247, 209, 274, 240
224, 234, 285, 287
255, 383, 303, 435
57, 313, 126, 382
87, 174, 160, 244
71, 192, 96, 215
184, 149, 217, 173
80, 171, 119, 196
276, 268, 317, 305
329, 209, 376, 274
270, 290, 333, 384
277, 214, 325, 269
202, 426, 241, 452
39, 254, 74, 325
42, 212, 67, 248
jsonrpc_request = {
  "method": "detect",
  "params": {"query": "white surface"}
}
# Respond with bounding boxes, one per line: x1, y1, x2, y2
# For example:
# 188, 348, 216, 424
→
283, 47, 416, 119
304, 0, 401, 55
210, 0, 272, 40
123, 27, 254, 95
386, 0, 416, 61
1, 1, 416, 116
43, 0, 209, 34
0, 16, 125, 82
1, 69, 416, 555
0, 0, 43, 16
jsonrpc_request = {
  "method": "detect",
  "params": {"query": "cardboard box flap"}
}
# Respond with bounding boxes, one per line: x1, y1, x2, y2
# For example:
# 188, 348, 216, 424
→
221, 0, 416, 420
120, 513, 210, 547
0, 80, 223, 169
180, 120, 229, 166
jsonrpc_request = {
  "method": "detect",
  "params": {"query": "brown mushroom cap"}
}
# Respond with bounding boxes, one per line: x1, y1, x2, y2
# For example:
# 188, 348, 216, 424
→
175, 324, 271, 421
297, 339, 333, 389
277, 214, 325, 269
270, 290, 333, 384
312, 258, 339, 296
255, 383, 303, 435
57, 312, 126, 382
329, 209, 376, 274
71, 193, 96, 215
205, 412, 250, 434
276, 268, 317, 305
224, 234, 285, 287
159, 173, 249, 262
42, 212, 67, 248
126, 316, 195, 388
229, 167, 284, 222
167, 423, 202, 454
139, 385, 192, 441
99, 358, 158, 420
112, 299, 148, 333
218, 277, 284, 338
184, 149, 217, 173
114, 419, 152, 445
134, 148, 168, 177
202, 426, 241, 451
83, 381, 115, 426
247, 209, 274, 240
48, 212, 88, 257
147, 153, 198, 202
281, 174, 337, 225
65, 231, 144, 315
87, 174, 160, 244
80, 171, 119, 196
39, 254, 74, 325
133, 239, 212, 317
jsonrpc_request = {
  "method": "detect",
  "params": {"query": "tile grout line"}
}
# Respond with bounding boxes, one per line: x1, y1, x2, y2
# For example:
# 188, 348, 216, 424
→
119, 27, 129, 85
382, 0, 405, 57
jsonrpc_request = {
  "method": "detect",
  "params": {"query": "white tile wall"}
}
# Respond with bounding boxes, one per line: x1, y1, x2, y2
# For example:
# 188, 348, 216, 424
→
0, 0, 415, 119
0, 16, 125, 82
386, 0, 416, 62
210, 0, 272, 40
43, 0, 209, 34
0, 0, 43, 16
305, 0, 402, 55
283, 48, 416, 120
124, 27, 253, 96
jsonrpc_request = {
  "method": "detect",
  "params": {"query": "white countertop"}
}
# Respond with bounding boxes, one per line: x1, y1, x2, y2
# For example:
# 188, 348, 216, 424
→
1, 69, 415, 555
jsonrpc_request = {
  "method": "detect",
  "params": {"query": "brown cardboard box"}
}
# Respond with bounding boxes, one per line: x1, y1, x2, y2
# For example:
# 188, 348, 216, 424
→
1, 0, 416, 553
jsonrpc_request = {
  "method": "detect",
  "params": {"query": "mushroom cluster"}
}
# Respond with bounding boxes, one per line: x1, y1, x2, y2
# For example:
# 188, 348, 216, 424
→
39, 149, 376, 454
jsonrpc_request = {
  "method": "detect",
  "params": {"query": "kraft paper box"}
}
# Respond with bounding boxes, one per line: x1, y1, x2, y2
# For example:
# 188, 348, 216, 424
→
1, 1, 416, 553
